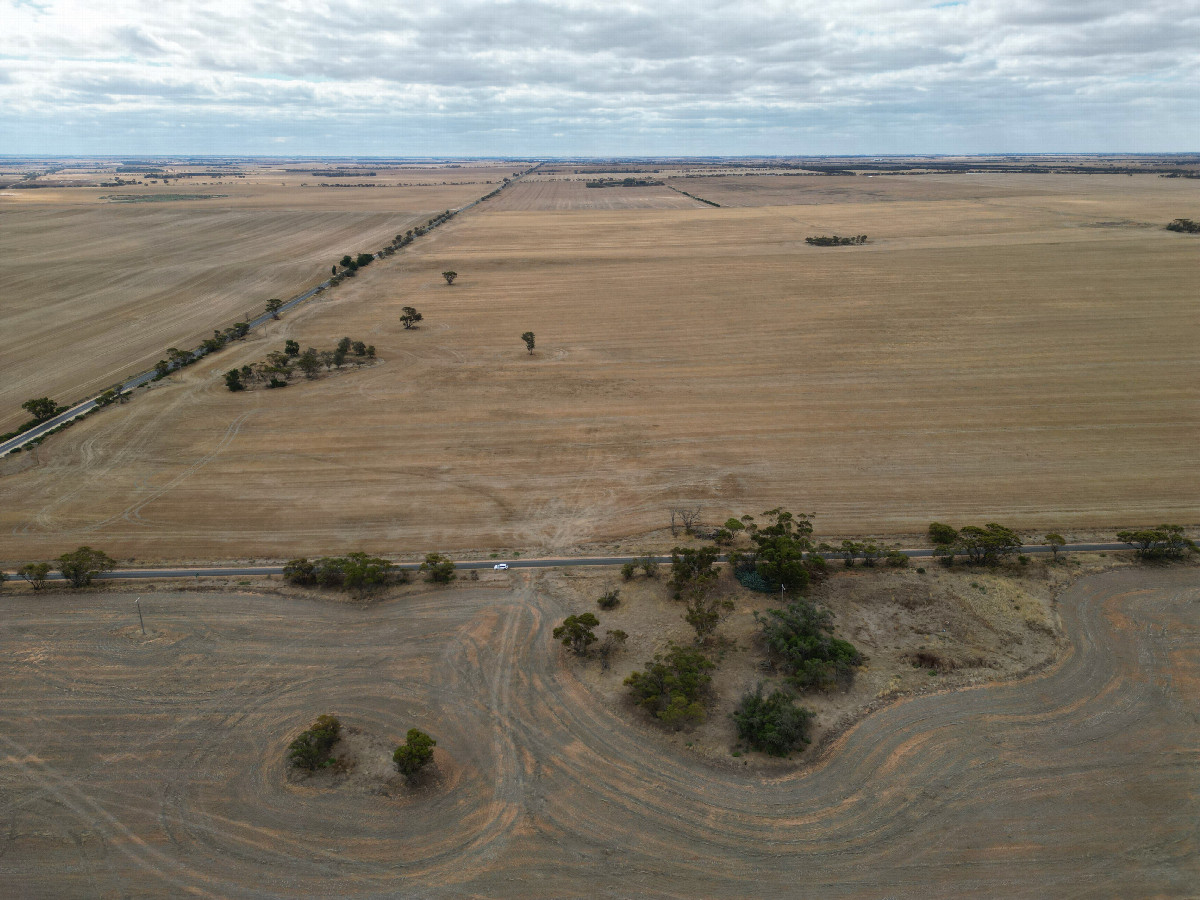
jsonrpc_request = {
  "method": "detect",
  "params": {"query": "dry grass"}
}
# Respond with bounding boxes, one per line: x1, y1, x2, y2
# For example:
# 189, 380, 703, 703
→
1, 172, 1198, 563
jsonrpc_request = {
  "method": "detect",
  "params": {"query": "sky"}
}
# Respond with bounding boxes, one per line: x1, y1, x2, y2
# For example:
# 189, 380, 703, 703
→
1, 0, 1197, 157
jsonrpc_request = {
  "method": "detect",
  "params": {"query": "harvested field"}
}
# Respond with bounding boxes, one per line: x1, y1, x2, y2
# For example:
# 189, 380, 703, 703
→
3, 172, 1197, 562
0, 165, 506, 431
0, 567, 1195, 896
485, 179, 701, 210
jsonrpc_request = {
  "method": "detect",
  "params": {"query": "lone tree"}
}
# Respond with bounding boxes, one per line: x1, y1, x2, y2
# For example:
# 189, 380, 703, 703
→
553, 613, 600, 655
1045, 533, 1066, 560
297, 350, 322, 379
284, 339, 300, 356
224, 369, 245, 392
928, 522, 959, 546
21, 398, 60, 422
19, 562, 51, 591
400, 306, 424, 329
393, 728, 437, 779
420, 552, 456, 583
521, 331, 536, 355
265, 298, 283, 319
442, 270, 457, 285
57, 546, 116, 587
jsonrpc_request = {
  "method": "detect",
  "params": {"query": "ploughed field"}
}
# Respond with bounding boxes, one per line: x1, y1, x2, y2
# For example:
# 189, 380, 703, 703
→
1, 171, 1197, 561
1, 568, 1195, 896
0, 164, 507, 431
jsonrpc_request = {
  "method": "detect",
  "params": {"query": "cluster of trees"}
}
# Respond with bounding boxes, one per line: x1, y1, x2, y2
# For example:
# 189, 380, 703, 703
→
552, 612, 627, 659
283, 552, 399, 595
288, 714, 342, 772
755, 598, 863, 691
9, 546, 116, 591
625, 644, 715, 727
805, 235, 868, 246
928, 522, 1023, 565
732, 684, 814, 756
225, 338, 376, 392
728, 508, 827, 594
585, 178, 662, 188
1117, 525, 1197, 560
620, 555, 661, 580
819, 539, 908, 568
419, 553, 456, 583
1165, 218, 1199, 233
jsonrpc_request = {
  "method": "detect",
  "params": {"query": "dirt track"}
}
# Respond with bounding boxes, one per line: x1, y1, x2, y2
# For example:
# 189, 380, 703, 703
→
1, 567, 1195, 897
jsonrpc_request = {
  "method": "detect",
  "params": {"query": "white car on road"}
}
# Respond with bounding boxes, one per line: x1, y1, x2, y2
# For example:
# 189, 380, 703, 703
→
493, 563, 509, 570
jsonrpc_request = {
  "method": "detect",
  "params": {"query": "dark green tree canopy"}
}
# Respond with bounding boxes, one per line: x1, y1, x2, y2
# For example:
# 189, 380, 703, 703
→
732, 684, 814, 756
57, 546, 117, 587
755, 598, 863, 691
553, 613, 600, 655
625, 644, 715, 727
21, 397, 61, 422
393, 728, 437, 778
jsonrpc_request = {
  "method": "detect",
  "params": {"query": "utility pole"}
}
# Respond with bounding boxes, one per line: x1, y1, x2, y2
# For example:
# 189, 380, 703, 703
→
135, 597, 145, 635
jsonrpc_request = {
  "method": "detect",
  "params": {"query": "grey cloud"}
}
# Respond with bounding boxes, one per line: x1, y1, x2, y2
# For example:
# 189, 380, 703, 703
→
1, 0, 1197, 154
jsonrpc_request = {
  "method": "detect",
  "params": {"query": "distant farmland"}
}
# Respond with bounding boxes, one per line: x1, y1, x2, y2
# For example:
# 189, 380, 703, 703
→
1, 167, 1197, 561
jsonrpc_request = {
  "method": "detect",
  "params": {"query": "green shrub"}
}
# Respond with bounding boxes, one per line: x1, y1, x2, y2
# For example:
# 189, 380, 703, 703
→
625, 644, 715, 727
288, 714, 342, 771
393, 728, 436, 778
732, 685, 814, 756
755, 598, 863, 691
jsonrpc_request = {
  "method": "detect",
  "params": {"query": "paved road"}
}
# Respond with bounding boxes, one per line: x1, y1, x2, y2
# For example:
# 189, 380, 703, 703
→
0, 543, 1133, 582
0, 279, 331, 458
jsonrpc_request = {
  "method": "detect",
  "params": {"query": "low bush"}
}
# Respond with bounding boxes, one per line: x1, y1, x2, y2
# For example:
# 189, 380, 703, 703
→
732, 685, 814, 756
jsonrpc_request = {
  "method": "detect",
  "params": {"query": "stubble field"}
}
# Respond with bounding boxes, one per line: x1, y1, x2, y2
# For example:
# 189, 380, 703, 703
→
0, 164, 507, 431
1, 171, 1198, 563
1, 566, 1195, 897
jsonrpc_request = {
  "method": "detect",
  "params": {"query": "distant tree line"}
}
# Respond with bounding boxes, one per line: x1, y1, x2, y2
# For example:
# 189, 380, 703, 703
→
805, 234, 867, 246
586, 178, 663, 188
1165, 218, 1199, 233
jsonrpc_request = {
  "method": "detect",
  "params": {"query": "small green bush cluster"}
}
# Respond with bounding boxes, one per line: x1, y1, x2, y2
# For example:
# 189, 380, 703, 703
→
283, 552, 398, 593
732, 685, 814, 756
755, 598, 863, 691
625, 644, 715, 727
288, 715, 342, 771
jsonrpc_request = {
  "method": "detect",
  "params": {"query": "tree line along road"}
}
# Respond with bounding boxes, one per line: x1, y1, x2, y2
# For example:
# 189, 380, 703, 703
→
0, 543, 1133, 583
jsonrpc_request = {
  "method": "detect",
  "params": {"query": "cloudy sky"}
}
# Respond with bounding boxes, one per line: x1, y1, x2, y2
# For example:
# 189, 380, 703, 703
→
2, 0, 1197, 156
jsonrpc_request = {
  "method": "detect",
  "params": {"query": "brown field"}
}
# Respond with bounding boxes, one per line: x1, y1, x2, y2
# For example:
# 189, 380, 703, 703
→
0, 164, 508, 431
1, 171, 1198, 563
486, 178, 701, 210
1, 566, 1195, 896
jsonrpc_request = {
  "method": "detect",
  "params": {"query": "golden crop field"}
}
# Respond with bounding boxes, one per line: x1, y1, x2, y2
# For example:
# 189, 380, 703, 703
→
0, 164, 508, 431
1, 170, 1198, 563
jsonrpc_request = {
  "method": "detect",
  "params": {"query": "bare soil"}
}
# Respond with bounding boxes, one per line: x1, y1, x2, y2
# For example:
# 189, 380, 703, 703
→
1, 563, 1195, 896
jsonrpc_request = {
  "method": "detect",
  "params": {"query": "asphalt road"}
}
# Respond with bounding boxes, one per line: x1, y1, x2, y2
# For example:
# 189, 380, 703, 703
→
0, 543, 1133, 582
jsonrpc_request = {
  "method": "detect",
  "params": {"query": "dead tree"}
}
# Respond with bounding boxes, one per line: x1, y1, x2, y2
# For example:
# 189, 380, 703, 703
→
670, 506, 703, 537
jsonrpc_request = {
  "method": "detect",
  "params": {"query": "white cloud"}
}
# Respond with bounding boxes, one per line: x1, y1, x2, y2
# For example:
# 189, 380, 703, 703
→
0, 0, 1196, 154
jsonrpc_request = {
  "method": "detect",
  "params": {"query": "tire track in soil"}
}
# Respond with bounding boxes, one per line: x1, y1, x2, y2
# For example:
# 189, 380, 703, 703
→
0, 569, 1195, 897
